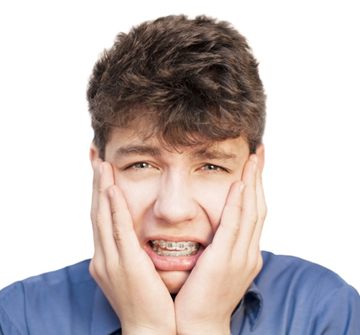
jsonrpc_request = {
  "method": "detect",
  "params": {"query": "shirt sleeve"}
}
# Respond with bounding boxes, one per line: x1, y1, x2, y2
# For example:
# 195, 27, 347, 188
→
312, 284, 360, 334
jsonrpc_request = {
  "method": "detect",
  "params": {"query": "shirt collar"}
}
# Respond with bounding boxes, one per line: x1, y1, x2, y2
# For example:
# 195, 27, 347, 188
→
90, 282, 263, 335
243, 282, 263, 331
230, 282, 263, 333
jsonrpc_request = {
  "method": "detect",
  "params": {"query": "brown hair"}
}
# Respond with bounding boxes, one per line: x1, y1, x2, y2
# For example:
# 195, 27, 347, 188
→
87, 15, 266, 158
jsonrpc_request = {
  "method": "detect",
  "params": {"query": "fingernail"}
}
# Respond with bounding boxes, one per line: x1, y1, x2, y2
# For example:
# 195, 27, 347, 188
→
250, 156, 258, 171
250, 155, 258, 164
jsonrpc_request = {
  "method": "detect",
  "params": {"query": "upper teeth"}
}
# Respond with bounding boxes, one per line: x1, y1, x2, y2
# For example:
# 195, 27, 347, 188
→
151, 240, 199, 250
150, 240, 200, 256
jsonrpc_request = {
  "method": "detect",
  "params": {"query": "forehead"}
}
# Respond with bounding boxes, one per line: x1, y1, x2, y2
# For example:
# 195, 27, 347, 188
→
105, 126, 250, 159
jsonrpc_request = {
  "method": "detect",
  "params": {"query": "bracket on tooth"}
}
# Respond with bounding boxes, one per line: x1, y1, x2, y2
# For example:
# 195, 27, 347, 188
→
151, 240, 200, 253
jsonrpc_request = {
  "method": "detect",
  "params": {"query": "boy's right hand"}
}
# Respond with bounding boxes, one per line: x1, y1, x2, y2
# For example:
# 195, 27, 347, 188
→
89, 160, 176, 335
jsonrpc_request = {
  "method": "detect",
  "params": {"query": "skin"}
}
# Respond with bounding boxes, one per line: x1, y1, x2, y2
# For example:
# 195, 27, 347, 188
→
89, 126, 266, 335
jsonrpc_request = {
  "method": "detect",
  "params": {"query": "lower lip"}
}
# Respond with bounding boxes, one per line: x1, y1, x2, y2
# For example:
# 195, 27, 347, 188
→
144, 243, 203, 271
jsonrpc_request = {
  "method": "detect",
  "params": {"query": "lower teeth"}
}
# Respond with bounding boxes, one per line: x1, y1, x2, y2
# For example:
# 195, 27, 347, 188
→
154, 249, 197, 256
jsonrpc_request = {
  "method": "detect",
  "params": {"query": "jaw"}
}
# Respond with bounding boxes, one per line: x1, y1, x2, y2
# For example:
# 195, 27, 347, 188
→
158, 270, 190, 293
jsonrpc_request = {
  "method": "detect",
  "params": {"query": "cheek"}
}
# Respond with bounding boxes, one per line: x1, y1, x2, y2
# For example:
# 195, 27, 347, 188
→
114, 175, 157, 228
193, 179, 232, 231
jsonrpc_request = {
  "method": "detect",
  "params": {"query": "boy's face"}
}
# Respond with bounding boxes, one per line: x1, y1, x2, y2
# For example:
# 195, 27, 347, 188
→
94, 126, 263, 293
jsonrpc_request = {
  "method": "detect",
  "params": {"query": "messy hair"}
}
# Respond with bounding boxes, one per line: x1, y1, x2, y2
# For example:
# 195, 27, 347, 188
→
87, 15, 266, 158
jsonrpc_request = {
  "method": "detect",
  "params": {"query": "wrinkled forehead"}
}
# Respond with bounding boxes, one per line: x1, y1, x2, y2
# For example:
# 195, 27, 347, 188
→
106, 104, 250, 151
106, 123, 250, 160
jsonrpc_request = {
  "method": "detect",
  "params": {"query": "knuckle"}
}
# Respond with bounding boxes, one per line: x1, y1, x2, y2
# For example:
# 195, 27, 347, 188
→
113, 230, 123, 243
89, 260, 96, 276
249, 252, 263, 275
95, 213, 106, 229
254, 254, 263, 274
246, 251, 262, 273
111, 210, 120, 223
259, 205, 267, 222
90, 256, 120, 283
89, 258, 103, 280
246, 255, 257, 270
97, 181, 109, 194
263, 204, 268, 215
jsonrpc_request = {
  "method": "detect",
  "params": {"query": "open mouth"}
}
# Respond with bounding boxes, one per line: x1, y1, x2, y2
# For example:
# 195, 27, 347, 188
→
145, 238, 205, 271
149, 240, 200, 257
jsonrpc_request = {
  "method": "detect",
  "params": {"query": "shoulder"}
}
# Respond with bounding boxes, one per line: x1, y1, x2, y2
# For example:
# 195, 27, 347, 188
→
0, 259, 94, 302
256, 251, 360, 333
0, 260, 96, 334
259, 251, 357, 293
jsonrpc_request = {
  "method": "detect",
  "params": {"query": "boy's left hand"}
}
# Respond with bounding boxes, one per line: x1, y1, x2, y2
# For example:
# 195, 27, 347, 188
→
174, 155, 266, 335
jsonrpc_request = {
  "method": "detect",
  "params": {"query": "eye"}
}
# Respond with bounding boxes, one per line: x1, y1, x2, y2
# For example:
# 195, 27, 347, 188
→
201, 163, 228, 173
128, 162, 153, 169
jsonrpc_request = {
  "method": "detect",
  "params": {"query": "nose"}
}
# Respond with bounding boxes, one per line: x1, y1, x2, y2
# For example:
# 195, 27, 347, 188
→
153, 173, 198, 224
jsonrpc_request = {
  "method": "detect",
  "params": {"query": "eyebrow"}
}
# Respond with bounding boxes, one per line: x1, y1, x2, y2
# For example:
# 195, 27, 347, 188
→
115, 145, 162, 158
190, 148, 237, 160
114, 144, 237, 160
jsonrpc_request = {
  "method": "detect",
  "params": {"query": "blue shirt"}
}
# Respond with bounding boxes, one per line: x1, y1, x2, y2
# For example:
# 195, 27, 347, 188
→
0, 251, 359, 334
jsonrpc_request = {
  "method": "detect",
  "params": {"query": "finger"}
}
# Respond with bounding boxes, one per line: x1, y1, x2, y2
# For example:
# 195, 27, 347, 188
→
107, 185, 141, 259
249, 166, 267, 252
91, 158, 103, 227
95, 161, 119, 261
91, 159, 103, 254
211, 180, 245, 253
234, 155, 258, 254
90, 159, 107, 278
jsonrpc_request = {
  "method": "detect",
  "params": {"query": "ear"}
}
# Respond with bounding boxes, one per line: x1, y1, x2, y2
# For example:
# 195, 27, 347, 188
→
89, 142, 100, 168
255, 144, 265, 173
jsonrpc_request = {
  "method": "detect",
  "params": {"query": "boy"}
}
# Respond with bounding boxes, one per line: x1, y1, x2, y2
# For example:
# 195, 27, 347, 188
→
0, 15, 359, 335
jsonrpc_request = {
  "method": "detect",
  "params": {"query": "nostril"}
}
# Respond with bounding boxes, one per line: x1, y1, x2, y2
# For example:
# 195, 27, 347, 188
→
153, 194, 197, 223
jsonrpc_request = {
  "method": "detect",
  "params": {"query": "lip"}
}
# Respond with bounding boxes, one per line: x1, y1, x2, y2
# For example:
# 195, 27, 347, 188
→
144, 236, 206, 271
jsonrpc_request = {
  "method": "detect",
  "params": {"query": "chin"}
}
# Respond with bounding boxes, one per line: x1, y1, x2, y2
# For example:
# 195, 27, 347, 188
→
158, 270, 190, 293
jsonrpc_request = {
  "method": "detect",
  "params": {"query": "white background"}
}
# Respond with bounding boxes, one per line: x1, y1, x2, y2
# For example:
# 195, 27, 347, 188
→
0, 0, 359, 291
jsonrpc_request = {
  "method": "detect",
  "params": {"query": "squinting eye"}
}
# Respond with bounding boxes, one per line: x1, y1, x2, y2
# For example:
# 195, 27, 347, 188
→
202, 164, 226, 172
130, 162, 152, 169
